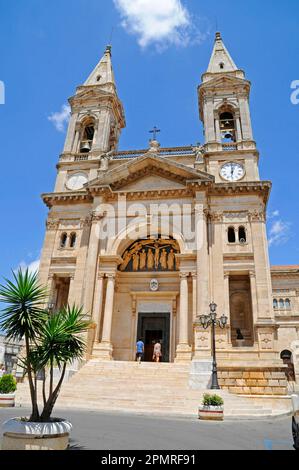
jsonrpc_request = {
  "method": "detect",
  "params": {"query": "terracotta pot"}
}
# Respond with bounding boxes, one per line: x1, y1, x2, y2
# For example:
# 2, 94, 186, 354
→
198, 405, 224, 421
0, 393, 15, 408
1, 418, 72, 451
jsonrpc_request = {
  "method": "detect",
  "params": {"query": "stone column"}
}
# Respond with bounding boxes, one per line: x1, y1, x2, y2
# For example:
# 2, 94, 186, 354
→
204, 98, 216, 143
92, 272, 105, 343
39, 219, 60, 287
224, 273, 231, 344
72, 124, 80, 153
214, 115, 221, 142
175, 273, 192, 362
196, 195, 210, 319
93, 108, 111, 152
82, 211, 102, 315
239, 95, 253, 140
63, 112, 78, 153
46, 274, 56, 308
249, 270, 259, 324
130, 296, 137, 361
249, 210, 274, 320
235, 113, 242, 142
67, 274, 76, 306
95, 273, 116, 360
191, 272, 197, 321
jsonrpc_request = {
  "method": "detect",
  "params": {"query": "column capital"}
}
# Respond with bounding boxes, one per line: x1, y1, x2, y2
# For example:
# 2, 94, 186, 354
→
179, 272, 189, 280
46, 218, 60, 230
249, 209, 265, 222
191, 272, 197, 279
209, 211, 224, 223
224, 272, 230, 280
106, 273, 116, 280
249, 270, 256, 278
97, 271, 105, 280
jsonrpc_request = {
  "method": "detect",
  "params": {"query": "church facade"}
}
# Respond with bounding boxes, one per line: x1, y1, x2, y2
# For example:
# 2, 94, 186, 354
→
39, 34, 299, 386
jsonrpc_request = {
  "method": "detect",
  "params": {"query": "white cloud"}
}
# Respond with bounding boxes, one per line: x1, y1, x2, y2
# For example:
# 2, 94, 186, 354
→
268, 220, 291, 247
268, 210, 280, 219
113, 0, 205, 50
48, 104, 70, 132
15, 259, 40, 275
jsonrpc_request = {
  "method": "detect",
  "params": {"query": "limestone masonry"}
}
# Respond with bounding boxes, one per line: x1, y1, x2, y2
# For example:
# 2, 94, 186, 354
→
38, 33, 299, 395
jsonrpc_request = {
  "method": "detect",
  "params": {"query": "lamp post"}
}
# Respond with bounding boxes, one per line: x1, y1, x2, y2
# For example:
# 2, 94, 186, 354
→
199, 302, 228, 390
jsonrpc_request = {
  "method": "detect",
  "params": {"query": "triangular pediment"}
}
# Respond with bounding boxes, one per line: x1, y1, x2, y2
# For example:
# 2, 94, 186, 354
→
200, 74, 249, 90
71, 86, 111, 104
120, 174, 187, 192
87, 154, 214, 192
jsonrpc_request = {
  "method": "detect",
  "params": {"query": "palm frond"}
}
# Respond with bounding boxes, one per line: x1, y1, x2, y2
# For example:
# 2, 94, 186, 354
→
0, 269, 48, 341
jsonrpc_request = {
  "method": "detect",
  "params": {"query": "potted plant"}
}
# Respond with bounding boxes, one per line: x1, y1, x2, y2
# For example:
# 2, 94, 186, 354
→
198, 393, 224, 421
0, 374, 17, 407
0, 269, 90, 451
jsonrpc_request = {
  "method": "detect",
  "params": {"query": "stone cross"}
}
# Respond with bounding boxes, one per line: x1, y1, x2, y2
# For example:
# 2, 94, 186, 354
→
149, 126, 161, 141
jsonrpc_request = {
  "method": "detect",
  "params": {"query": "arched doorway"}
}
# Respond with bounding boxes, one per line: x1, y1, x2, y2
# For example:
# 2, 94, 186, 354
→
115, 237, 180, 362
280, 350, 296, 383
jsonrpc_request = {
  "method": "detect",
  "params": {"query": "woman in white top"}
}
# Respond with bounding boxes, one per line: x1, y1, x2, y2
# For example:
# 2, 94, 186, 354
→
152, 341, 162, 363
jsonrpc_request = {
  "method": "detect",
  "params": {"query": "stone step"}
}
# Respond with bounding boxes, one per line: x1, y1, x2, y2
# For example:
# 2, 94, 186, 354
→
15, 360, 292, 419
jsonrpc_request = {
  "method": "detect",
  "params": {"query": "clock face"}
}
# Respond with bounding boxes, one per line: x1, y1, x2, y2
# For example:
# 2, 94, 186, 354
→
66, 172, 88, 191
220, 162, 245, 182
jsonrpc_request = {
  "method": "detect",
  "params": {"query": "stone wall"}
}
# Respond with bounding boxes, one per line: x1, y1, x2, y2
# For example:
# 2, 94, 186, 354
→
218, 366, 288, 395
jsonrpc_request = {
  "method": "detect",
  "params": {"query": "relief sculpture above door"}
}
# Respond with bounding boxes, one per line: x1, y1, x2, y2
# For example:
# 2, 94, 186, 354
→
119, 239, 180, 272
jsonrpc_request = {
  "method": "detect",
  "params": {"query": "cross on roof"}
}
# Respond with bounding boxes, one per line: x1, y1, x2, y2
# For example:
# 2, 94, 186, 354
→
149, 126, 161, 141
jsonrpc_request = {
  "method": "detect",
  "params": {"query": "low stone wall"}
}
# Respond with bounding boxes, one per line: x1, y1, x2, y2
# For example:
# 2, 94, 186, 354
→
218, 366, 288, 395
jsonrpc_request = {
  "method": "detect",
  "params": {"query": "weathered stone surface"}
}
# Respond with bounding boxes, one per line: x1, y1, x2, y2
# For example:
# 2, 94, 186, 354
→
37, 32, 299, 403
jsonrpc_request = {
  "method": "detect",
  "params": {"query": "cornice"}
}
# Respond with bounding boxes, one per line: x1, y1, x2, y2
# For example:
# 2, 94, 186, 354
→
42, 191, 92, 208
208, 181, 271, 204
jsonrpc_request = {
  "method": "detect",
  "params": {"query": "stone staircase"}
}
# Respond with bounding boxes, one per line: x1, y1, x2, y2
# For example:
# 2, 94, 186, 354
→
16, 360, 292, 419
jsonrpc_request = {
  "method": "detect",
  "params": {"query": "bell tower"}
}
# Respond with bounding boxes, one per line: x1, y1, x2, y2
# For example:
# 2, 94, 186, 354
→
198, 32, 259, 182
62, 45, 125, 157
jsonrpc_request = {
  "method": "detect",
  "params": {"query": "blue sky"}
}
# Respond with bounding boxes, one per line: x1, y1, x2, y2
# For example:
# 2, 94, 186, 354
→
0, 0, 298, 280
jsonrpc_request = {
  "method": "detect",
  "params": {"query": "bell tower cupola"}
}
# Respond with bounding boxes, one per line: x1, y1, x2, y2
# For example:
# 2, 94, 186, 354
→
62, 45, 126, 156
198, 32, 259, 181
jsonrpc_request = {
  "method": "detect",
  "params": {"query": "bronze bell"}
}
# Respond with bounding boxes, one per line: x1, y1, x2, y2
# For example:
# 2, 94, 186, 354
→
80, 141, 91, 153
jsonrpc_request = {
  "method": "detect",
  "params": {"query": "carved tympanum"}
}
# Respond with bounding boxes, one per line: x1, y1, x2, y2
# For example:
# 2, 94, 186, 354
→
119, 238, 180, 272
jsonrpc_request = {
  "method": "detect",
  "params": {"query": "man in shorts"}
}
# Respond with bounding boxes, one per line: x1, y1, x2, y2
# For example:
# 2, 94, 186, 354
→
136, 339, 144, 363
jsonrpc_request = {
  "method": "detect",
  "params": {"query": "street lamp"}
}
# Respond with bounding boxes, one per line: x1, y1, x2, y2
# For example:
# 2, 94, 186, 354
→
199, 302, 228, 390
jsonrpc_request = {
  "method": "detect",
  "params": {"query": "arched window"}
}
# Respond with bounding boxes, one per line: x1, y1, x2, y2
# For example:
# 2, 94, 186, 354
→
60, 233, 68, 248
285, 299, 291, 309
239, 226, 247, 243
273, 299, 278, 309
279, 299, 285, 309
228, 227, 236, 243
219, 62, 225, 70
80, 119, 95, 153
70, 233, 77, 248
219, 112, 236, 143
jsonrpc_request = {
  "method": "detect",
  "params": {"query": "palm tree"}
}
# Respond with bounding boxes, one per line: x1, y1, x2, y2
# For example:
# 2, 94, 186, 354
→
0, 269, 47, 421
36, 305, 90, 421
0, 269, 90, 422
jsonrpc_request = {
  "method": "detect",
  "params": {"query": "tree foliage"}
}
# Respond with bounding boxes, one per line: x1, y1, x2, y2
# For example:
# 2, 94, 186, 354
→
0, 269, 91, 422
